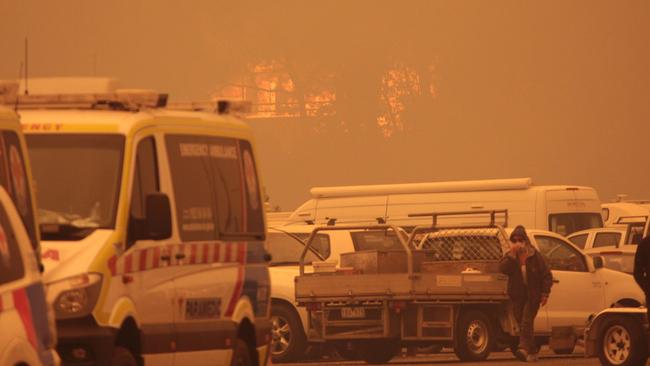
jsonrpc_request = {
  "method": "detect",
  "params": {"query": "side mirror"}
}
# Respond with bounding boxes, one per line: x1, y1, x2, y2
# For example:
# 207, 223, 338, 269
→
145, 192, 172, 240
593, 256, 604, 270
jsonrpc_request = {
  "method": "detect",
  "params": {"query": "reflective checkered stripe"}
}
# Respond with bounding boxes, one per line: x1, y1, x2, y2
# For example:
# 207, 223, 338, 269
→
108, 241, 247, 276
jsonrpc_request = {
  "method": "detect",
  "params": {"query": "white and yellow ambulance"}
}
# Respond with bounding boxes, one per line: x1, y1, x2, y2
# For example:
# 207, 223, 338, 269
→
0, 107, 59, 366
13, 93, 271, 366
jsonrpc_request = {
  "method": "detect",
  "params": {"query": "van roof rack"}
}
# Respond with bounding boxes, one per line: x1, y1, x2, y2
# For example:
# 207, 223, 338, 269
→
0, 91, 168, 111
408, 209, 509, 229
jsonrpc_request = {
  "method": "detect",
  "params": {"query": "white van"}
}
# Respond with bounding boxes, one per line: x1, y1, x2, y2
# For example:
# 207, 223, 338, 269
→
288, 178, 603, 236
9, 91, 271, 366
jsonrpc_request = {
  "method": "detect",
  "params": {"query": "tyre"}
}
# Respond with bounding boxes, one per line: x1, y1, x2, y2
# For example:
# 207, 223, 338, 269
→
270, 302, 307, 363
357, 340, 399, 364
110, 346, 137, 366
454, 310, 494, 362
597, 316, 648, 366
231, 338, 253, 366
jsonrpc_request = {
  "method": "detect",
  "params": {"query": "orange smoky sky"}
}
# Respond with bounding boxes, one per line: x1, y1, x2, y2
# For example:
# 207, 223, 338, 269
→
1, 0, 649, 210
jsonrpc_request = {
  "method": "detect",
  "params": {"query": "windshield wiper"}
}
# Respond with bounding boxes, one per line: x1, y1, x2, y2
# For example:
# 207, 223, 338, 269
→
40, 223, 96, 241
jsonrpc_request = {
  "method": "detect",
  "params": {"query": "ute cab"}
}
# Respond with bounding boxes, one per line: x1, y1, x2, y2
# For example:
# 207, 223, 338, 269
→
0, 107, 58, 366
7, 89, 271, 366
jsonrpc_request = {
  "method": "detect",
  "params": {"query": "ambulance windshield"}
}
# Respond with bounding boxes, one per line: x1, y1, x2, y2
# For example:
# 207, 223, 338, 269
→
26, 134, 125, 236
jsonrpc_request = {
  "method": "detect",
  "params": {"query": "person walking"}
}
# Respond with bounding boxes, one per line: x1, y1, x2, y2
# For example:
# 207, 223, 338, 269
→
499, 225, 553, 362
633, 235, 650, 321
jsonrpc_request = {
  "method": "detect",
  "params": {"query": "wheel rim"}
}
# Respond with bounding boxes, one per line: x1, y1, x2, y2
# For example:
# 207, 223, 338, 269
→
271, 315, 292, 356
603, 325, 632, 365
465, 319, 489, 354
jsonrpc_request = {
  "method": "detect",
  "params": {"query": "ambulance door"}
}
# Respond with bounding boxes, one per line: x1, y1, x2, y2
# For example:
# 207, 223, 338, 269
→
123, 135, 176, 365
165, 134, 238, 364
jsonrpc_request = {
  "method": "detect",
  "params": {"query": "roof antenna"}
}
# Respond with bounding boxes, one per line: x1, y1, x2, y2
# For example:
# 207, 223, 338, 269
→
23, 38, 29, 96
14, 61, 23, 112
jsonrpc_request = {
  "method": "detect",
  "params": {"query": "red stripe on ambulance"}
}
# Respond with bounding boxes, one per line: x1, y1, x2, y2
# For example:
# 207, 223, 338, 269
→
13, 288, 38, 349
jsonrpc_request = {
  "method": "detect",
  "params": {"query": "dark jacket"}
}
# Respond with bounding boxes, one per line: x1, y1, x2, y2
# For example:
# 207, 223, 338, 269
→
499, 248, 553, 304
633, 236, 650, 293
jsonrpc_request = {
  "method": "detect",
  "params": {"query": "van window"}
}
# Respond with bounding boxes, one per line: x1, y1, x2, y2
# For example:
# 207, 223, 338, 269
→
0, 132, 37, 249
548, 213, 603, 236
535, 235, 587, 272
0, 204, 25, 285
593, 232, 621, 248
166, 135, 264, 241
568, 234, 588, 249
128, 137, 159, 245
26, 134, 125, 234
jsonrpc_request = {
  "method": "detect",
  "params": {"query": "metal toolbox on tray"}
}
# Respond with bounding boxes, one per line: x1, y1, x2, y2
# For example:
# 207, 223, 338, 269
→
340, 250, 426, 274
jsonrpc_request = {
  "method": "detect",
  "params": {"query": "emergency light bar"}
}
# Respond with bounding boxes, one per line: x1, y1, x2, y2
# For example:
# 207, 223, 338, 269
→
0, 90, 168, 111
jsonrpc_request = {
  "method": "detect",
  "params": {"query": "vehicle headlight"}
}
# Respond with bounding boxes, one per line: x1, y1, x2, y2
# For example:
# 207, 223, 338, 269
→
47, 273, 102, 319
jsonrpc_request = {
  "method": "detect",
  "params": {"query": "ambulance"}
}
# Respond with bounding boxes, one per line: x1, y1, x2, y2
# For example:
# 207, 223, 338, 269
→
9, 92, 271, 366
0, 107, 59, 366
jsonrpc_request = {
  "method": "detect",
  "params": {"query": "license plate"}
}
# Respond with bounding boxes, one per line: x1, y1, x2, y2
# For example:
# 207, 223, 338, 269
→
341, 307, 365, 319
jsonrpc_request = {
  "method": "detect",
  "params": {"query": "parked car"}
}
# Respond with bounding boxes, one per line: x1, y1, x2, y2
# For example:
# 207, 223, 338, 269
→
585, 307, 649, 366
568, 227, 638, 274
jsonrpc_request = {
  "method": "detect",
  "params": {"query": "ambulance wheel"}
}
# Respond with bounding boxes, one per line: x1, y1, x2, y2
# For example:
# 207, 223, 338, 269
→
110, 346, 137, 366
231, 338, 253, 366
357, 340, 399, 364
597, 316, 648, 366
271, 302, 307, 363
454, 310, 494, 362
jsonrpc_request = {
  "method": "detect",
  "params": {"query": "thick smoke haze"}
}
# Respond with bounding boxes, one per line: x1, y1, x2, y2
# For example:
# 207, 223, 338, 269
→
2, 1, 649, 210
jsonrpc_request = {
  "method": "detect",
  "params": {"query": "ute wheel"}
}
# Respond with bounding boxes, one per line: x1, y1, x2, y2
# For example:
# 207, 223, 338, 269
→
454, 310, 494, 362
357, 340, 399, 364
598, 316, 648, 366
110, 346, 137, 366
231, 338, 253, 366
270, 303, 307, 363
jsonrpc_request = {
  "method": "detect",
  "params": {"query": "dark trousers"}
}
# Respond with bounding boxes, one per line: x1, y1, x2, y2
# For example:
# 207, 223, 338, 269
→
512, 295, 540, 354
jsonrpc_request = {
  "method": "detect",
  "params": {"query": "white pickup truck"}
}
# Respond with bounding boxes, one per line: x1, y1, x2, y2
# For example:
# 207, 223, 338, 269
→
568, 215, 649, 274
267, 225, 358, 363
295, 211, 645, 364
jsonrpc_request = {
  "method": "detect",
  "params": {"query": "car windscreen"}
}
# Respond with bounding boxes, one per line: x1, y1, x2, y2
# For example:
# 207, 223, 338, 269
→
548, 213, 603, 236
26, 134, 125, 237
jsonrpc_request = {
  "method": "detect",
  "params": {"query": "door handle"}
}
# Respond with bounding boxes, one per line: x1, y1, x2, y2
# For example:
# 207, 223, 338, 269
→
552, 279, 560, 284
175, 253, 186, 260
160, 254, 171, 262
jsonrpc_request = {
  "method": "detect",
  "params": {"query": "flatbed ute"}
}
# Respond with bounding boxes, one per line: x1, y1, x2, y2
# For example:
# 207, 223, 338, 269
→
295, 211, 519, 363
